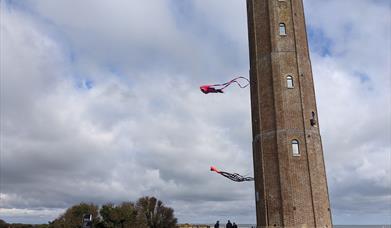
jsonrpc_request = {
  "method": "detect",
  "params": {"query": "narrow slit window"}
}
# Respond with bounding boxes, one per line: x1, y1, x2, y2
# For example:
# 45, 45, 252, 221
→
292, 140, 300, 156
310, 111, 317, 126
279, 23, 286, 35
287, 75, 294, 88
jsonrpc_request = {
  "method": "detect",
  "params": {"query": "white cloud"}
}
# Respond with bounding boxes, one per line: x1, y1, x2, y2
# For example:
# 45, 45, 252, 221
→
1, 1, 254, 224
306, 0, 391, 224
1, 0, 390, 225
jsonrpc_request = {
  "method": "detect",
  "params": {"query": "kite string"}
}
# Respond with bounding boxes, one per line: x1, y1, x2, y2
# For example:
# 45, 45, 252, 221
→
212, 76, 250, 90
221, 77, 249, 89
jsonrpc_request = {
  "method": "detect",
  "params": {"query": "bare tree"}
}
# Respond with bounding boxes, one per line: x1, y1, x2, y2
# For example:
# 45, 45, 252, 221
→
136, 197, 177, 228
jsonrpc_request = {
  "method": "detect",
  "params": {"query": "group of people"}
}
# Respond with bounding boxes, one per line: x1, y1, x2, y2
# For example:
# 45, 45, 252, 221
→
214, 220, 238, 228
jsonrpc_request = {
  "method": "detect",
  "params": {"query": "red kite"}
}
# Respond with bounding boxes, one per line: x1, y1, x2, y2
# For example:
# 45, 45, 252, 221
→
200, 77, 249, 94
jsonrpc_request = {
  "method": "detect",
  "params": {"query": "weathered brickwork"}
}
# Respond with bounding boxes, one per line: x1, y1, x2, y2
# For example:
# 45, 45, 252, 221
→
247, 0, 332, 227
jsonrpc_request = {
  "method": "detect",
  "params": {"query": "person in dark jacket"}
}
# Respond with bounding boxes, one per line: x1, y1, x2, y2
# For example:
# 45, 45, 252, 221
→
214, 220, 220, 228
232, 222, 238, 228
226, 220, 233, 228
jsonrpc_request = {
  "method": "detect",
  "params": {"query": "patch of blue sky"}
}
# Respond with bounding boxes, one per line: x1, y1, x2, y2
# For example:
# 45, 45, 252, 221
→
72, 64, 130, 91
84, 79, 94, 90
104, 64, 136, 85
68, 50, 77, 63
3, 1, 55, 35
2, 0, 14, 11
3, 0, 91, 93
4, 0, 79, 69
307, 26, 334, 57
353, 71, 375, 92
148, 98, 168, 113
194, 28, 247, 77
73, 77, 94, 91
343, 22, 354, 34
218, 41, 247, 72
126, 46, 177, 73
2, 0, 24, 11
354, 71, 371, 83
107, 64, 122, 76
168, 1, 212, 42
169, 0, 196, 30
371, 0, 391, 7
168, 1, 247, 71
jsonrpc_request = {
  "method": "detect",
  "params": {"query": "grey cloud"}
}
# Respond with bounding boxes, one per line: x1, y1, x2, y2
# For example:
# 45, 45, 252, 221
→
305, 0, 391, 91
1, 0, 390, 225
1, 3, 254, 222
312, 54, 391, 223
17, 0, 249, 83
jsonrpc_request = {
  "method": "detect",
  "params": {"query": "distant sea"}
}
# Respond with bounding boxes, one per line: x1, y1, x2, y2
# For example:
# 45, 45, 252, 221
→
334, 226, 391, 228
196, 224, 391, 228
224, 225, 391, 228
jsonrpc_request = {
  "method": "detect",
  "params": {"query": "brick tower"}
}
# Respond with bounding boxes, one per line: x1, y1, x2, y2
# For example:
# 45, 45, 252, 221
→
247, 0, 332, 227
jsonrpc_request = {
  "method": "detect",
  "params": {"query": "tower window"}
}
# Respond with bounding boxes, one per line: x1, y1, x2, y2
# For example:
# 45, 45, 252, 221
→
287, 75, 294, 88
310, 111, 317, 126
278, 0, 287, 8
292, 140, 300, 156
279, 23, 287, 35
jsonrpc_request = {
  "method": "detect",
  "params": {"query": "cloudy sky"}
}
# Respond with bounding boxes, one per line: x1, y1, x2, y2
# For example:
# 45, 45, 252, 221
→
0, 0, 390, 225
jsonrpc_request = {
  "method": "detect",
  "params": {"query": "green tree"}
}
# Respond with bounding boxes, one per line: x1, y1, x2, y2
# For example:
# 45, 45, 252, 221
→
50, 203, 99, 228
136, 197, 177, 228
100, 203, 117, 227
0, 220, 49, 228
100, 202, 137, 228
0, 219, 8, 228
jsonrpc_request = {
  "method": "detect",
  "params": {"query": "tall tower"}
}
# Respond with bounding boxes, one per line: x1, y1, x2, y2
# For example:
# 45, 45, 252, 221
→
247, 0, 332, 227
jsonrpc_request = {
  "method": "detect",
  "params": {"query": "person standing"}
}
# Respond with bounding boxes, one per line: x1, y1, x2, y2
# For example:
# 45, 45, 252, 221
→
232, 222, 238, 228
214, 220, 220, 228
226, 220, 233, 228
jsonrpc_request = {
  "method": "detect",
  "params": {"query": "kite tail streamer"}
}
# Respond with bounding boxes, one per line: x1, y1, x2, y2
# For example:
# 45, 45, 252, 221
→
210, 166, 254, 182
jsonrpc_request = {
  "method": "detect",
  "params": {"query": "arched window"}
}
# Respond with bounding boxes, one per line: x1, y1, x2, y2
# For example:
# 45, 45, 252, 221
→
278, 0, 288, 9
287, 75, 294, 88
279, 23, 287, 35
292, 140, 300, 156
